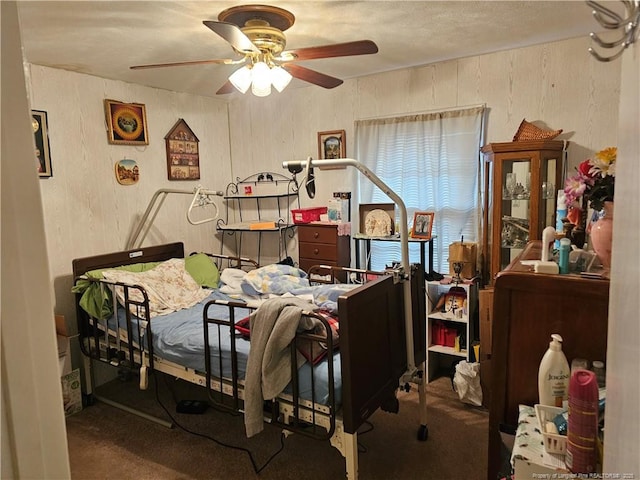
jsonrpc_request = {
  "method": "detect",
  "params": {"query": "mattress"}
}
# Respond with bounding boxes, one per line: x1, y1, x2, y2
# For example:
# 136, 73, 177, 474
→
109, 289, 342, 406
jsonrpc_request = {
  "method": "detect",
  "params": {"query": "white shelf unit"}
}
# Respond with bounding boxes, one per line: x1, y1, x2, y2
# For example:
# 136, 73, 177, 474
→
217, 172, 299, 265
426, 279, 478, 381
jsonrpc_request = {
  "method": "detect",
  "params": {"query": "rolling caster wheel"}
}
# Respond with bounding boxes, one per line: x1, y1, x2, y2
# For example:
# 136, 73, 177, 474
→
417, 424, 428, 441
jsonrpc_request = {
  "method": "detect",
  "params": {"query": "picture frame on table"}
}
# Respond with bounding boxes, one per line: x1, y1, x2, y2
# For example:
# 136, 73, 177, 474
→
411, 211, 435, 239
32, 109, 52, 178
317, 130, 346, 169
104, 99, 149, 145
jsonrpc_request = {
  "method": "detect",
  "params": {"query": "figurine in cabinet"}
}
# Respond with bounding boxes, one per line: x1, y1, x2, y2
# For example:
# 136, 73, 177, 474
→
481, 140, 567, 285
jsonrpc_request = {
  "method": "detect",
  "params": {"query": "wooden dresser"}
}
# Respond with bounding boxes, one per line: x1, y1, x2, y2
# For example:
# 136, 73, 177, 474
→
297, 222, 351, 273
487, 241, 610, 480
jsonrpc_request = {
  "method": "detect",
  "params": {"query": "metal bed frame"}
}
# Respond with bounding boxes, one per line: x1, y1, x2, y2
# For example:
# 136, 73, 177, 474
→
72, 242, 426, 479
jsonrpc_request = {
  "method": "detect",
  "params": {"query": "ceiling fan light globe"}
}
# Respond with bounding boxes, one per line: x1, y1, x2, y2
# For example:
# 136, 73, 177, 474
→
271, 66, 292, 92
251, 61, 272, 96
229, 66, 252, 93
251, 82, 272, 97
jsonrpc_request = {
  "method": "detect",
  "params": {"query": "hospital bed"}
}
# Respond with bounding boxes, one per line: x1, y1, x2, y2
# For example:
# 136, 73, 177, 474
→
72, 241, 427, 479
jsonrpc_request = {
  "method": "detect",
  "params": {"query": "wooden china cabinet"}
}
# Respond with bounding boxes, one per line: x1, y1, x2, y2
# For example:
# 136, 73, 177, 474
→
481, 140, 567, 285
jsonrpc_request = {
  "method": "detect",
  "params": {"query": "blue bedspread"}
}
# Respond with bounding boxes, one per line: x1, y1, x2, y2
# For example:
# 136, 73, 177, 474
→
114, 289, 342, 406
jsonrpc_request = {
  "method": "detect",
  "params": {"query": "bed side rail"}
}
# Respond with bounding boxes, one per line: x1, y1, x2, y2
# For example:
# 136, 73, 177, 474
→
203, 299, 251, 412
276, 310, 337, 440
307, 264, 388, 285
202, 301, 337, 440
195, 251, 259, 271
73, 277, 153, 373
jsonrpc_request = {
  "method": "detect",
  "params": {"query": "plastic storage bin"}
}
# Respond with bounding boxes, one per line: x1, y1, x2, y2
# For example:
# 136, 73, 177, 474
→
291, 207, 328, 224
535, 404, 567, 455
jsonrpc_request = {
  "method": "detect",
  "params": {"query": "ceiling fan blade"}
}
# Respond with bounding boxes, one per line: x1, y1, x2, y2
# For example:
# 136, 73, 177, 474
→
216, 80, 236, 95
130, 58, 239, 70
284, 64, 343, 89
278, 40, 378, 62
203, 20, 260, 54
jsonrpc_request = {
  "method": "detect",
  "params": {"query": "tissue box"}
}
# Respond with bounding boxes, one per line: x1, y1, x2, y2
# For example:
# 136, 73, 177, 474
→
61, 369, 83, 416
327, 199, 344, 222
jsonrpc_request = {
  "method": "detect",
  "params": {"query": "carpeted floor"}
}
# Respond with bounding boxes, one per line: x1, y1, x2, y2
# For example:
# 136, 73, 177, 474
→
65, 373, 488, 479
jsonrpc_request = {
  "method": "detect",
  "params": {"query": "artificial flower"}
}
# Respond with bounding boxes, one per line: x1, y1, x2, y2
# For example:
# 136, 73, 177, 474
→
564, 146, 616, 214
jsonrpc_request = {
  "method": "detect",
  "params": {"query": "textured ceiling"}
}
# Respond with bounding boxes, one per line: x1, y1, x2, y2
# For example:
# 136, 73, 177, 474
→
16, 1, 602, 99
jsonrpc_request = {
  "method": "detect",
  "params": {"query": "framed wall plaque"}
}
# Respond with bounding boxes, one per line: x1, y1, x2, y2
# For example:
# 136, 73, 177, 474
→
32, 109, 52, 178
165, 118, 200, 180
104, 99, 149, 145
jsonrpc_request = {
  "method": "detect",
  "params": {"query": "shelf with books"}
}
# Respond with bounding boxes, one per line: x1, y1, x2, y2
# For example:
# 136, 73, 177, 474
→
426, 278, 477, 381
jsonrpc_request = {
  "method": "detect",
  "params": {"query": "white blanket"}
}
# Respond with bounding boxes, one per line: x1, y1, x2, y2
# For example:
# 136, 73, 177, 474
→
102, 258, 211, 318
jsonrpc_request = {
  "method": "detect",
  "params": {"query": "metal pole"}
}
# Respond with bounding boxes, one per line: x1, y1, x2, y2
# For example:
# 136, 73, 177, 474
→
283, 158, 417, 378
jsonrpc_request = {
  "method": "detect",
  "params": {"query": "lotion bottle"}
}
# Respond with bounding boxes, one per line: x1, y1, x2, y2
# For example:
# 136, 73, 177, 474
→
538, 334, 570, 407
555, 190, 567, 248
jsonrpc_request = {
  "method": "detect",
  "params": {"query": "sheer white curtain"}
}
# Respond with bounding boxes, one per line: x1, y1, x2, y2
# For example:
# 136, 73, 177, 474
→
355, 106, 485, 273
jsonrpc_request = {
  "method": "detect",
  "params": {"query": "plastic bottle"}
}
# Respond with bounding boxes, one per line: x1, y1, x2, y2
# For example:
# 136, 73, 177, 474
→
538, 334, 571, 407
559, 237, 571, 274
555, 190, 567, 248
592, 360, 606, 388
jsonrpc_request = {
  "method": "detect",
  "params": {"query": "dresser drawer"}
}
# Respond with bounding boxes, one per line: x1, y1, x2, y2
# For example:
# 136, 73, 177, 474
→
298, 225, 337, 245
299, 242, 338, 261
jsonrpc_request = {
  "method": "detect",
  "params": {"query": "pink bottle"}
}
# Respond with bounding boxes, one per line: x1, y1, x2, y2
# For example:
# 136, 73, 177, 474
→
566, 369, 599, 474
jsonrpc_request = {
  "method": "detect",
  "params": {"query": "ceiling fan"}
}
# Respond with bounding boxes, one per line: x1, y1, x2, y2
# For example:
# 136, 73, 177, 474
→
130, 4, 378, 96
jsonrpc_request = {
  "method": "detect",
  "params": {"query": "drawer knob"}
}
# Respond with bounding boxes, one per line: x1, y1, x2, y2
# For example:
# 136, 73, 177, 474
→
313, 232, 319, 238
314, 248, 319, 255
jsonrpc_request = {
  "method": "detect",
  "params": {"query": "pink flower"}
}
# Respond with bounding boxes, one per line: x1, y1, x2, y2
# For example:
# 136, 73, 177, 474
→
563, 147, 616, 213
564, 175, 587, 205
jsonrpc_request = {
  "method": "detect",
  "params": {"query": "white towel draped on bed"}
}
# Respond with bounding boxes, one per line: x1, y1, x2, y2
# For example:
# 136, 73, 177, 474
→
102, 258, 211, 318
244, 296, 320, 438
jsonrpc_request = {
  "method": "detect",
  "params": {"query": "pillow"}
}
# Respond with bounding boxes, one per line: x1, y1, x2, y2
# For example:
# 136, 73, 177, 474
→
233, 312, 339, 365
297, 312, 340, 365
185, 253, 220, 288
72, 261, 163, 320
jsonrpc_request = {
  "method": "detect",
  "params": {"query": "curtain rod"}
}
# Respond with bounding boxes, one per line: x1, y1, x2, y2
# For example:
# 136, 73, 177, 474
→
356, 103, 486, 122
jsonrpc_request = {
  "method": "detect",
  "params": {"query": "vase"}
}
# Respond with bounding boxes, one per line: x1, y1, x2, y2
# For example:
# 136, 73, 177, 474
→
590, 201, 614, 269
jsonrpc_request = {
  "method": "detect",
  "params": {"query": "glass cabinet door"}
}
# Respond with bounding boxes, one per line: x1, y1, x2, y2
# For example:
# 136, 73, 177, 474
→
481, 140, 566, 285
499, 157, 557, 271
500, 158, 533, 268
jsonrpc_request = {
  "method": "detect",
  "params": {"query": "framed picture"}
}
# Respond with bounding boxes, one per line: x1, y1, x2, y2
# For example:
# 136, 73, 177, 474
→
318, 129, 346, 160
411, 211, 435, 239
104, 99, 149, 145
165, 118, 200, 180
32, 110, 52, 178
115, 159, 139, 185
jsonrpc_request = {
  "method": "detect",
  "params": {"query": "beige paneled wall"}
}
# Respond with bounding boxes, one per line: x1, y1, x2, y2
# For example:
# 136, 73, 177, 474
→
32, 35, 620, 323
29, 65, 231, 326
227, 36, 620, 264
229, 35, 619, 186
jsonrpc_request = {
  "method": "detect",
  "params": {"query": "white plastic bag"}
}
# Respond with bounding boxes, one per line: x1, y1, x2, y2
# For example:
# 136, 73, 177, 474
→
453, 361, 483, 406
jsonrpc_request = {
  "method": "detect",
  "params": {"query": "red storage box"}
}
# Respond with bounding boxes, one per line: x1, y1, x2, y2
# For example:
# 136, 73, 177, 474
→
291, 207, 328, 224
432, 320, 457, 347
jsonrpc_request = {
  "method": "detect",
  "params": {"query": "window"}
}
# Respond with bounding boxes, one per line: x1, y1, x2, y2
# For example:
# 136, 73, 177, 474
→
354, 106, 485, 273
